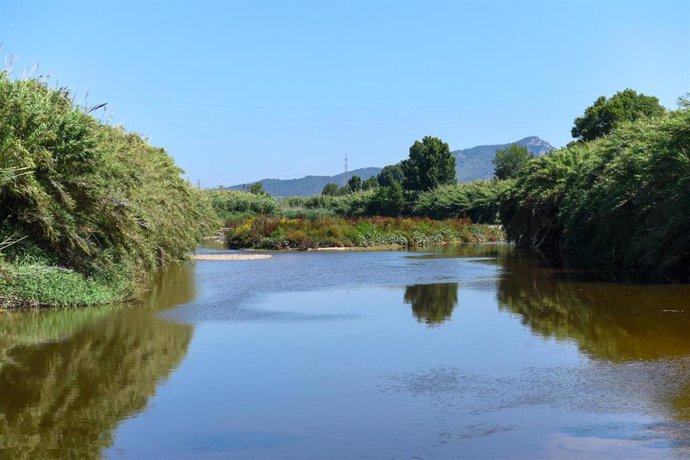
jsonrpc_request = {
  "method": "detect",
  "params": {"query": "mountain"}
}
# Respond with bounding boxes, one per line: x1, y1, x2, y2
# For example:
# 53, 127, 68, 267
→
453, 136, 555, 182
224, 136, 555, 196
226, 167, 381, 197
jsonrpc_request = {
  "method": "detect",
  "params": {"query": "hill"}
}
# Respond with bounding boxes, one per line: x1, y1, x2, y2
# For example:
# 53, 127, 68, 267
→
453, 136, 555, 182
225, 137, 555, 196
226, 167, 381, 197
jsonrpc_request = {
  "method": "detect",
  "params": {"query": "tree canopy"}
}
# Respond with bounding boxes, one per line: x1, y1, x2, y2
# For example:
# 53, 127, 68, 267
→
401, 136, 456, 191
347, 175, 362, 192
571, 89, 665, 142
321, 183, 339, 196
377, 164, 404, 187
493, 143, 532, 180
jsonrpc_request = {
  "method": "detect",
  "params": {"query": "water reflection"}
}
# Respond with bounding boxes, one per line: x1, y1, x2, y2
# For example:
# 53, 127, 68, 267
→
0, 263, 196, 459
403, 283, 458, 326
496, 253, 690, 362
494, 251, 690, 423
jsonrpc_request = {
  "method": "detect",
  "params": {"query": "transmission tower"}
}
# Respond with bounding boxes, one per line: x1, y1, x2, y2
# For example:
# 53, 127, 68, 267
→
344, 155, 349, 186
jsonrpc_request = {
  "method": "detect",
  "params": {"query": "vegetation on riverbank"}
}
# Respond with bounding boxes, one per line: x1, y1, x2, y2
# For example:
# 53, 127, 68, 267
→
0, 74, 218, 307
226, 216, 503, 250
502, 107, 690, 280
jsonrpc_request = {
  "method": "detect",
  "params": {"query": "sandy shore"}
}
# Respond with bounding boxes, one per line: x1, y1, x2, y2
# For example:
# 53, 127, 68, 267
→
190, 253, 272, 261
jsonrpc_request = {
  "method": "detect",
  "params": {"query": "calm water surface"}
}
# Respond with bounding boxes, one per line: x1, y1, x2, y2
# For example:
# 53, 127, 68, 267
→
1, 244, 690, 459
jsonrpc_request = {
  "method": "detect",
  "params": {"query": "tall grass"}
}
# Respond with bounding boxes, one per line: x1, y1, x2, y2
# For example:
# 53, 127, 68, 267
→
413, 179, 509, 223
0, 73, 218, 306
501, 108, 690, 279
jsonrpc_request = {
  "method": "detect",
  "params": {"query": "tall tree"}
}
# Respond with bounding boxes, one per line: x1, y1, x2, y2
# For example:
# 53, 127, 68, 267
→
248, 182, 266, 195
347, 175, 362, 192
321, 183, 339, 196
493, 144, 532, 180
377, 164, 404, 187
571, 89, 665, 142
679, 92, 690, 110
401, 136, 456, 191
362, 176, 378, 190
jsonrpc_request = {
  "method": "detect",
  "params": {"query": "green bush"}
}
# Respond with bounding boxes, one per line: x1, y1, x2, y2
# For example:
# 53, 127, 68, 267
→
413, 180, 509, 223
0, 74, 218, 306
502, 108, 690, 279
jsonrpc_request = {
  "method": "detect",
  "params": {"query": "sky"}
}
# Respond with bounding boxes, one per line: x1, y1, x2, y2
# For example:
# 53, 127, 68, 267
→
1, 0, 688, 186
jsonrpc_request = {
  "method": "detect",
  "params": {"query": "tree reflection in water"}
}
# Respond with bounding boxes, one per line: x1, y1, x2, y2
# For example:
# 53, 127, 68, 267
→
404, 283, 459, 327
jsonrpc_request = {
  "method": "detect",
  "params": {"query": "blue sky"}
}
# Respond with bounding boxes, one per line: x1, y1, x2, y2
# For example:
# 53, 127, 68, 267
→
2, 0, 688, 186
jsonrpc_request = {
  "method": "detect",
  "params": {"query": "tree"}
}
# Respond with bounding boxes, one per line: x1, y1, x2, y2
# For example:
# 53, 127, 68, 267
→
362, 176, 378, 190
377, 164, 404, 187
571, 89, 665, 142
347, 175, 362, 192
367, 181, 406, 216
493, 143, 532, 180
401, 136, 456, 191
679, 92, 690, 110
248, 182, 266, 195
321, 183, 339, 196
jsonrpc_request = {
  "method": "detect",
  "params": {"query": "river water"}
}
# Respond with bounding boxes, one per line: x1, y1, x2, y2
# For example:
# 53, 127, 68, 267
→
1, 244, 689, 459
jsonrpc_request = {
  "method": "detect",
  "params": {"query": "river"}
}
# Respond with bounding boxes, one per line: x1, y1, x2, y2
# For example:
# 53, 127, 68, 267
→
1, 244, 689, 459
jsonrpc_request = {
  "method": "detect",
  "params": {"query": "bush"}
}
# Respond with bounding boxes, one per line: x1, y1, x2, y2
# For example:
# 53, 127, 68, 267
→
413, 180, 509, 223
502, 109, 690, 279
0, 74, 218, 305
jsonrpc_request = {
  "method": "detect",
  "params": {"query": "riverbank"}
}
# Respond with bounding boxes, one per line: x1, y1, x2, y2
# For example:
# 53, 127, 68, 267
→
0, 75, 218, 309
224, 216, 504, 250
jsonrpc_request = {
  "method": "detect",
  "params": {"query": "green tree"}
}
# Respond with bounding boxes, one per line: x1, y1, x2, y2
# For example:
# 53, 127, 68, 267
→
248, 182, 266, 195
493, 143, 532, 180
679, 92, 690, 110
362, 176, 378, 190
347, 175, 362, 192
367, 181, 406, 216
321, 183, 339, 196
571, 89, 665, 142
377, 164, 404, 187
401, 136, 456, 191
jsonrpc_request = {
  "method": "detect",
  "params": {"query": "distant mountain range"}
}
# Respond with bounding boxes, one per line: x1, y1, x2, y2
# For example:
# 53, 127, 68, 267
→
224, 136, 555, 197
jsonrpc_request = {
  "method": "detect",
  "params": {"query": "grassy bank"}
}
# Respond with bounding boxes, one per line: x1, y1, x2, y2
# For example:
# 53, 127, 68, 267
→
0, 74, 218, 307
226, 215, 504, 250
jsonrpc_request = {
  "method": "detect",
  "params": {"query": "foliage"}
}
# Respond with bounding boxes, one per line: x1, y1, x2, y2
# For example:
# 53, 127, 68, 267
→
377, 163, 404, 187
680, 92, 690, 110
362, 176, 378, 190
248, 181, 267, 195
206, 189, 280, 220
0, 74, 217, 306
322, 182, 339, 196
367, 182, 407, 216
413, 180, 509, 223
571, 88, 665, 141
225, 215, 502, 250
401, 136, 456, 191
493, 143, 532, 180
347, 175, 362, 192
502, 108, 690, 279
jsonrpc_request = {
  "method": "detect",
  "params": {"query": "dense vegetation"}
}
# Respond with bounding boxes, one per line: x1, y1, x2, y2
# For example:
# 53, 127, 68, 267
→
0, 74, 217, 307
226, 215, 503, 250
502, 100, 689, 279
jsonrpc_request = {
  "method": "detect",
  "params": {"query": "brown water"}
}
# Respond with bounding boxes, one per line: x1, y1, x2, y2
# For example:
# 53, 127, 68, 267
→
1, 244, 689, 459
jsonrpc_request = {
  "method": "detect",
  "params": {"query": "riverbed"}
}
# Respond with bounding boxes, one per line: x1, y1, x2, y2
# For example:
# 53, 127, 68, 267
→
1, 244, 689, 459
